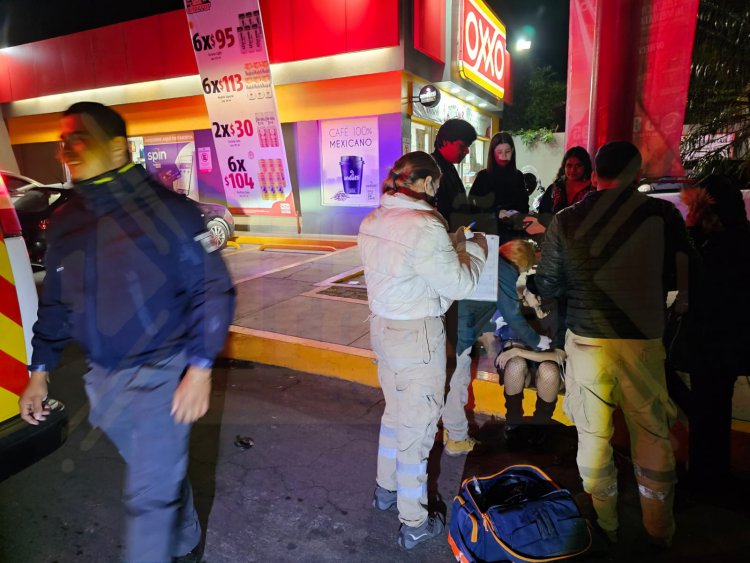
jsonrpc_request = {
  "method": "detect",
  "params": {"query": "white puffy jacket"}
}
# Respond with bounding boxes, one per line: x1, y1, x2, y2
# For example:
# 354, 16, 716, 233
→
358, 192, 487, 320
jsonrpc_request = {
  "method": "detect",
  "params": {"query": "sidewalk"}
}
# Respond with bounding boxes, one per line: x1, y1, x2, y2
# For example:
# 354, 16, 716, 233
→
222, 242, 750, 444
223, 242, 571, 425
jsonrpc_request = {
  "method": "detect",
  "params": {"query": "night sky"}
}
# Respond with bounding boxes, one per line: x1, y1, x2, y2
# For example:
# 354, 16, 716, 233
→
488, 0, 569, 79
0, 0, 184, 47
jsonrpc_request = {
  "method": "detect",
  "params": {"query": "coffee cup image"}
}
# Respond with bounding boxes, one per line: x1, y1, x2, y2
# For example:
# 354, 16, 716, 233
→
340, 156, 364, 195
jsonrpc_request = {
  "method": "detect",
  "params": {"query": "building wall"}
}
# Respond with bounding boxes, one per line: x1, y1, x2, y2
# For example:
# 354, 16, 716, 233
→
512, 132, 566, 189
294, 113, 402, 235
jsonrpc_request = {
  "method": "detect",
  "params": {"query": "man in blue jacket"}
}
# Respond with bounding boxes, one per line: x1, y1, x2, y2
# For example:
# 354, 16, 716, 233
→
18, 102, 236, 563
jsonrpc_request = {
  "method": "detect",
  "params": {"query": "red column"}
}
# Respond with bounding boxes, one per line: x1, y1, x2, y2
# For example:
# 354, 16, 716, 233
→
565, 0, 699, 177
587, 0, 642, 156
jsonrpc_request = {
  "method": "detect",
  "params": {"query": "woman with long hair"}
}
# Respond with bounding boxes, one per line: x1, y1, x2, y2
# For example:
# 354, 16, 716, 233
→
467, 131, 529, 241
443, 239, 563, 454
358, 151, 487, 550
680, 175, 750, 488
537, 146, 594, 226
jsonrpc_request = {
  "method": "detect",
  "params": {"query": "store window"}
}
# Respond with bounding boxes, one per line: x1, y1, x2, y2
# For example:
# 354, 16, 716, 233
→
411, 121, 435, 154
458, 139, 486, 189
410, 121, 488, 191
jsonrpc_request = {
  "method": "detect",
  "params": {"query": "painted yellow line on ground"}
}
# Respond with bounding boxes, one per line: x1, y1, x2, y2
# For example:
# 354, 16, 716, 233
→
233, 235, 356, 249
259, 243, 337, 252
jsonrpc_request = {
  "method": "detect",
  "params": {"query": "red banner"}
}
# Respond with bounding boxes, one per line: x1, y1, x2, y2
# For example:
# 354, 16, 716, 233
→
633, 0, 699, 177
566, 0, 699, 177
565, 0, 597, 151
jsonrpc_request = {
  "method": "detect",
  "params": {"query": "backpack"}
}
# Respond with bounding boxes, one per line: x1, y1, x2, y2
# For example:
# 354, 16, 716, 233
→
448, 465, 591, 563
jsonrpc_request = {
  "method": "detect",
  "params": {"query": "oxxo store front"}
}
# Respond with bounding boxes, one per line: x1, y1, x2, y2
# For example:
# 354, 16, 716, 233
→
0, 0, 508, 236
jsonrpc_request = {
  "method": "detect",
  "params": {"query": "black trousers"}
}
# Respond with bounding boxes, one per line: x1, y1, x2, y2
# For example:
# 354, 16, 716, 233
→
688, 355, 738, 480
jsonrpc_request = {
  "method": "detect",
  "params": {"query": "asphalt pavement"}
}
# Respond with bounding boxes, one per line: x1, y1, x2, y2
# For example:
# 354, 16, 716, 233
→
1, 345, 749, 563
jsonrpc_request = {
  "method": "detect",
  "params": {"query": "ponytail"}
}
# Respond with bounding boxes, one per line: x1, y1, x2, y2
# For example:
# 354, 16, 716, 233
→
382, 151, 441, 194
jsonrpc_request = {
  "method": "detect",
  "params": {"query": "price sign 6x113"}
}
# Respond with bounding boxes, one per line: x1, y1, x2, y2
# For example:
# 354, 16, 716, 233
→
202, 74, 244, 94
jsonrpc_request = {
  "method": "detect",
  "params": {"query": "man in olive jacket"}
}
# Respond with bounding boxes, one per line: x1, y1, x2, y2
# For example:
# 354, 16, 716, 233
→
528, 141, 691, 547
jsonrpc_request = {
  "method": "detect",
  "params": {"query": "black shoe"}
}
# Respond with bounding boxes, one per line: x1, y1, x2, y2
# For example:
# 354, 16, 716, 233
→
174, 542, 203, 563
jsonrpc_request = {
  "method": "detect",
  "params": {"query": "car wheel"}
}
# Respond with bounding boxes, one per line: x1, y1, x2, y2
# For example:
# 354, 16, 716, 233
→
207, 218, 230, 250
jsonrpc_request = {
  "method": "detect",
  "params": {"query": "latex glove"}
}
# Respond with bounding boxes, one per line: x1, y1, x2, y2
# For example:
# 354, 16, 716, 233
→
18, 371, 50, 425
171, 366, 212, 424
494, 315, 508, 332
537, 335, 552, 351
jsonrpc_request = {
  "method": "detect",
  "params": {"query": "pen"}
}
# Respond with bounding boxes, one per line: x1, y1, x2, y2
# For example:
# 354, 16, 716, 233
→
464, 221, 476, 232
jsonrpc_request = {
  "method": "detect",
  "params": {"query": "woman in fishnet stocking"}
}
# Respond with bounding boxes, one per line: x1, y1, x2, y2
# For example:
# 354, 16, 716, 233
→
492, 239, 565, 450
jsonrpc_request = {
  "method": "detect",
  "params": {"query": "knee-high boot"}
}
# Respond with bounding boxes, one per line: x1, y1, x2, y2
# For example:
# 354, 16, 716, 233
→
533, 397, 556, 424
504, 392, 523, 425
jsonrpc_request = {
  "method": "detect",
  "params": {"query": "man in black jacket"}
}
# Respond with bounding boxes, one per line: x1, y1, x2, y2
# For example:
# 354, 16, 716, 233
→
529, 141, 690, 548
18, 102, 236, 563
433, 119, 477, 230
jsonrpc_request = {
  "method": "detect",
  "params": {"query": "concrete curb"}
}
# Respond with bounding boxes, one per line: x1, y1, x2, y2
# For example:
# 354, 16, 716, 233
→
224, 326, 573, 425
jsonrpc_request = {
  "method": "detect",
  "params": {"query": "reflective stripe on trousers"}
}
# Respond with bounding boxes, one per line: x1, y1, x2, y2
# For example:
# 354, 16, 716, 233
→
564, 330, 676, 540
370, 315, 446, 527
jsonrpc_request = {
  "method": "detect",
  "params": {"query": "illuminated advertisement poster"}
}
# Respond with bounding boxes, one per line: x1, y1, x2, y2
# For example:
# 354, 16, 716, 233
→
183, 0, 296, 216
320, 117, 380, 207
142, 133, 198, 198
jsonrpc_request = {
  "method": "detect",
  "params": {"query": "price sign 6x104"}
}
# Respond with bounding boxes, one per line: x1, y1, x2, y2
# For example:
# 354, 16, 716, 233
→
225, 157, 253, 189
225, 173, 254, 190
192, 29, 235, 52
202, 74, 243, 94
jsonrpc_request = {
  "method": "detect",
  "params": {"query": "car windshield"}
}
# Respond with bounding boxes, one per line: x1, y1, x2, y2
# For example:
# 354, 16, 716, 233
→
13, 190, 54, 213
1, 174, 37, 195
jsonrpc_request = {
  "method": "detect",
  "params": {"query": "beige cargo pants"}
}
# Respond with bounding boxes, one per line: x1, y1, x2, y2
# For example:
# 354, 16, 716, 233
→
370, 315, 446, 527
564, 330, 677, 542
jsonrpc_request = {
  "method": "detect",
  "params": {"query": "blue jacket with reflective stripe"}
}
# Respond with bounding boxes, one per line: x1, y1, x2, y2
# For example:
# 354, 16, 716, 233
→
30, 164, 236, 372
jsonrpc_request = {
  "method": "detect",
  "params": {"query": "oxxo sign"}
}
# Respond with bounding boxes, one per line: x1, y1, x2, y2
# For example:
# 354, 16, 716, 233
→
458, 0, 510, 99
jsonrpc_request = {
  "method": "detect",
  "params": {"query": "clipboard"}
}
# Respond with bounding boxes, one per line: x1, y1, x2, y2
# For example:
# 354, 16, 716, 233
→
467, 234, 499, 302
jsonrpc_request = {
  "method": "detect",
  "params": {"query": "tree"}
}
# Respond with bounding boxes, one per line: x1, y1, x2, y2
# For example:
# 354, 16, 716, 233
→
682, 0, 750, 182
502, 66, 566, 135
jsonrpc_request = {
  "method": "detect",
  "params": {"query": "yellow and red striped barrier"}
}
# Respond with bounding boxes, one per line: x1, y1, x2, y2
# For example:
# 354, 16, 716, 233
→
0, 232, 31, 421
